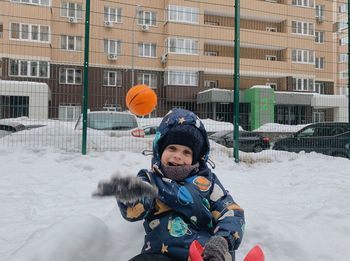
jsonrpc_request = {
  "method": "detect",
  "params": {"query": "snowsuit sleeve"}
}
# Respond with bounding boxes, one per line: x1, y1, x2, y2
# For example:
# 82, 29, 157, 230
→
209, 173, 245, 251
117, 169, 154, 222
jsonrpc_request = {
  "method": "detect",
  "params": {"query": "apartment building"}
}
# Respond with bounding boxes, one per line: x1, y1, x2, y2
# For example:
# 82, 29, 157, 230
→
0, 0, 348, 129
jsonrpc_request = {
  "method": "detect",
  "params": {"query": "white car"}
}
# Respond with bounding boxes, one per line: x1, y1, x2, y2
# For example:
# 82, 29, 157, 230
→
75, 111, 145, 137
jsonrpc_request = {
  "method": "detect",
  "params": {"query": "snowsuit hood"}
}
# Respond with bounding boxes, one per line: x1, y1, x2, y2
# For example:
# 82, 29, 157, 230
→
152, 109, 210, 167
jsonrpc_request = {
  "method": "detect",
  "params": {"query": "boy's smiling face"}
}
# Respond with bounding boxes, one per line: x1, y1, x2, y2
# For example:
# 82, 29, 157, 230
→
161, 144, 193, 166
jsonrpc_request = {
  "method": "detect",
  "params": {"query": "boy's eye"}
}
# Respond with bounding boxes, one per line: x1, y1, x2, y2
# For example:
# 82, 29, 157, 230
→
184, 150, 192, 156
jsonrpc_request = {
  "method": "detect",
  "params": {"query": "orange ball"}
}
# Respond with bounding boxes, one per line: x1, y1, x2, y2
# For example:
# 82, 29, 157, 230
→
126, 84, 157, 116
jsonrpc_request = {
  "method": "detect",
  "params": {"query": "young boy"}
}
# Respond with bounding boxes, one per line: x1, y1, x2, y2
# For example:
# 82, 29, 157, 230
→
94, 109, 245, 261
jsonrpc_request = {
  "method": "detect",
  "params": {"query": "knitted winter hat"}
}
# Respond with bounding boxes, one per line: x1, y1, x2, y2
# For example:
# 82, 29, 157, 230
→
158, 124, 205, 164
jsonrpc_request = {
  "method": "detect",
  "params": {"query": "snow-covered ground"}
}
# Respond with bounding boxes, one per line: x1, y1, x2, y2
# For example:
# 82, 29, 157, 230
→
1, 118, 350, 261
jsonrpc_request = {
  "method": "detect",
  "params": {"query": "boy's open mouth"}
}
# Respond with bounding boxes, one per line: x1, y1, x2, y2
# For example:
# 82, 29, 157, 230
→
168, 162, 181, 166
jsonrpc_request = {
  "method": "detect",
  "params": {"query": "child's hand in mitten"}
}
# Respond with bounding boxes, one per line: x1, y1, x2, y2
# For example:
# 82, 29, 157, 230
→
92, 173, 158, 204
202, 236, 231, 261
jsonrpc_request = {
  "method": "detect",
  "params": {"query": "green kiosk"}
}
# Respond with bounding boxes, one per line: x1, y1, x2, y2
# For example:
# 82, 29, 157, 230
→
244, 86, 275, 130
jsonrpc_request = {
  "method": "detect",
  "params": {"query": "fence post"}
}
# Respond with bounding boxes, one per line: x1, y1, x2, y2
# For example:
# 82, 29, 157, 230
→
348, 1, 350, 159
234, 0, 240, 163
82, 0, 91, 155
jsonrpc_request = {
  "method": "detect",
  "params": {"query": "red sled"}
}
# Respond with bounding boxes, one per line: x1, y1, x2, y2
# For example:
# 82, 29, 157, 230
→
188, 240, 265, 261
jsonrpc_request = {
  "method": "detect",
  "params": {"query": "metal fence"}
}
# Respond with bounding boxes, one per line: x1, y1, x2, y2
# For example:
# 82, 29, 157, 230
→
0, 0, 349, 161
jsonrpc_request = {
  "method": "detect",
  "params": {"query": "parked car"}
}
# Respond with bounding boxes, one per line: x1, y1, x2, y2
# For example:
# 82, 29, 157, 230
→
272, 122, 349, 158
0, 122, 26, 138
75, 111, 145, 137
209, 130, 270, 153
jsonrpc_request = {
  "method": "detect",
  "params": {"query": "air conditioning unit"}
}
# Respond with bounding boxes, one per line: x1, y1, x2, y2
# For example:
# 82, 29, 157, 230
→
140, 24, 150, 32
316, 16, 325, 23
104, 20, 113, 27
68, 17, 78, 23
160, 53, 168, 64
108, 53, 118, 60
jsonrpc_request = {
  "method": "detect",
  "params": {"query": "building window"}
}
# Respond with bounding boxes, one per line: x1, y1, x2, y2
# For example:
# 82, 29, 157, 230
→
315, 31, 324, 43
165, 71, 198, 86
315, 57, 325, 69
204, 80, 218, 88
338, 21, 348, 31
265, 55, 277, 61
104, 6, 122, 23
339, 71, 348, 79
103, 39, 121, 55
266, 83, 277, 90
60, 1, 83, 19
339, 37, 348, 46
138, 42, 156, 57
315, 83, 325, 94
291, 21, 314, 36
59, 104, 81, 121
167, 38, 199, 55
137, 10, 156, 26
292, 77, 314, 91
315, 5, 325, 20
60, 35, 82, 51
10, 0, 50, 7
167, 5, 199, 24
10, 22, 50, 42
204, 51, 218, 56
59, 68, 82, 84
313, 111, 325, 123
9, 59, 49, 78
292, 0, 314, 8
291, 49, 314, 64
339, 4, 348, 13
137, 73, 157, 88
339, 53, 348, 63
0, 23, 3, 38
103, 70, 122, 87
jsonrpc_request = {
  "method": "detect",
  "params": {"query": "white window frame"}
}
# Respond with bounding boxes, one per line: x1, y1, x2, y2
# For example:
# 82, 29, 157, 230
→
266, 83, 277, 90
291, 21, 314, 36
339, 70, 348, 79
10, 0, 51, 7
315, 82, 325, 94
339, 37, 348, 46
315, 31, 324, 43
204, 51, 218, 56
9, 59, 50, 78
59, 104, 81, 121
265, 55, 277, 61
138, 42, 156, 58
103, 70, 122, 87
266, 27, 277, 32
167, 37, 199, 55
104, 6, 122, 23
315, 57, 325, 69
167, 5, 199, 24
137, 73, 157, 88
60, 1, 83, 19
313, 111, 325, 123
339, 53, 348, 63
60, 35, 82, 51
291, 49, 314, 64
291, 0, 314, 8
315, 5, 325, 19
204, 80, 218, 88
292, 77, 315, 91
137, 10, 156, 26
104, 39, 121, 55
339, 4, 348, 13
59, 68, 82, 84
10, 22, 50, 43
165, 71, 198, 86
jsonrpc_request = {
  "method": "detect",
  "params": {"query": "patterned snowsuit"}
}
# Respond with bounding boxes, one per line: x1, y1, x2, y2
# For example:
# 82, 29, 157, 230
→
117, 109, 245, 260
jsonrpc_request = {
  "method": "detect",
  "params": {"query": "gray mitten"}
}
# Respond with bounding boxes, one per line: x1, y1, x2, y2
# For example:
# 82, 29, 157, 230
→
92, 174, 158, 204
202, 236, 231, 261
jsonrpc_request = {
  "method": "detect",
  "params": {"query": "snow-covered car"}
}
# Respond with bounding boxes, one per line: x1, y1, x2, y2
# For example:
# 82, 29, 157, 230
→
75, 111, 145, 137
